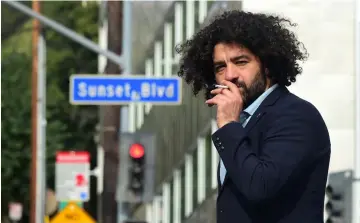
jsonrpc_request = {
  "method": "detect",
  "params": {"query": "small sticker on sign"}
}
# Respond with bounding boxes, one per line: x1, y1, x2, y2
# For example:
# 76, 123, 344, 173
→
80, 192, 88, 200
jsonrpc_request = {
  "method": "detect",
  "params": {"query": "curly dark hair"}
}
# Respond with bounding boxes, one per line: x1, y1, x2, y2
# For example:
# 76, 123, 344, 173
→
175, 10, 309, 99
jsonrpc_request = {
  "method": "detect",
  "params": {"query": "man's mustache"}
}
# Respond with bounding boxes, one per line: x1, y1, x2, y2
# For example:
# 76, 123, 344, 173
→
233, 81, 247, 89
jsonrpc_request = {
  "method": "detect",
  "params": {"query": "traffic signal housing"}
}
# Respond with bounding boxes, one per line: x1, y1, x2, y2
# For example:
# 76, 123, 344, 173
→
128, 143, 146, 195
324, 170, 352, 223
117, 132, 156, 204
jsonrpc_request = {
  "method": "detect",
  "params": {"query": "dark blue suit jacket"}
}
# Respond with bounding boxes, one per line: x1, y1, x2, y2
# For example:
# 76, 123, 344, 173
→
212, 86, 330, 223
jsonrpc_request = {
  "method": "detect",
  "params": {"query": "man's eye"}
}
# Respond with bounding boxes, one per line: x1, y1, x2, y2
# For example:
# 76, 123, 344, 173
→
215, 66, 225, 72
235, 61, 247, 65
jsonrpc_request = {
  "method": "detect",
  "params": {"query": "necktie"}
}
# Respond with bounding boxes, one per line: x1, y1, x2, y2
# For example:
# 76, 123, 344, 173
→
219, 112, 250, 185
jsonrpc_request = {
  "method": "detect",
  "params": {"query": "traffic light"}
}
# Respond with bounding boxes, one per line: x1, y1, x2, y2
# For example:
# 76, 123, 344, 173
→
128, 143, 146, 195
118, 132, 156, 204
324, 170, 352, 223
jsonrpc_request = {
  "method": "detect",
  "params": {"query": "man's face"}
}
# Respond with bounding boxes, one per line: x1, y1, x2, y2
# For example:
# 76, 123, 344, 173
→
213, 42, 270, 108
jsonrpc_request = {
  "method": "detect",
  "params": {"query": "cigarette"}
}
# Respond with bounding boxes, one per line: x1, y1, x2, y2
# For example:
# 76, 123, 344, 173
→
214, 84, 229, 89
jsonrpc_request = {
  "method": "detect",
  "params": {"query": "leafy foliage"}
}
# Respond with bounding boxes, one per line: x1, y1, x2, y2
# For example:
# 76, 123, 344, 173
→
1, 1, 32, 41
1, 1, 100, 220
1, 53, 33, 218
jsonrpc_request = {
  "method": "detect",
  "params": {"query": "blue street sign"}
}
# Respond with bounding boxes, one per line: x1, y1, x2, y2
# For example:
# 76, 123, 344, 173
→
69, 75, 182, 105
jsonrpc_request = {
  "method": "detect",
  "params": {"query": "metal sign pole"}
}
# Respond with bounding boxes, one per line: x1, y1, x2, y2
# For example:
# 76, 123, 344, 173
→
36, 30, 47, 223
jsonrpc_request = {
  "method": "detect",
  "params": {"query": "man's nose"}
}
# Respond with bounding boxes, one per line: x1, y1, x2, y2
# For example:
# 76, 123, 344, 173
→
224, 64, 238, 82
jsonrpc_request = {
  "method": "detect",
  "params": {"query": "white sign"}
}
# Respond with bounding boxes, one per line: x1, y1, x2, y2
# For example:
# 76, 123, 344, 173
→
9, 202, 22, 221
55, 151, 90, 201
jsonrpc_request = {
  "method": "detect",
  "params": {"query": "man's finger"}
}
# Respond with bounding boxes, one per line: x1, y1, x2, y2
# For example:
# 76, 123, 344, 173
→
210, 88, 224, 95
221, 80, 241, 95
211, 87, 236, 98
205, 94, 228, 105
219, 88, 234, 97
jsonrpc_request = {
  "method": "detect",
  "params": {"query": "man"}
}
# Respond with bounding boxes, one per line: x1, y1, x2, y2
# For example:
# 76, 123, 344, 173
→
176, 10, 331, 223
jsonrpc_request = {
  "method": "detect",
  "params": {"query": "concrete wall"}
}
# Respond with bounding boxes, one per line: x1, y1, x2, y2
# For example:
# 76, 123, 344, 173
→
242, 0, 356, 173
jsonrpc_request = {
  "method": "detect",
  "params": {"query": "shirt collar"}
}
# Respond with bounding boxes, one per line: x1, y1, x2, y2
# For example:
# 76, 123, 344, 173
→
244, 84, 279, 116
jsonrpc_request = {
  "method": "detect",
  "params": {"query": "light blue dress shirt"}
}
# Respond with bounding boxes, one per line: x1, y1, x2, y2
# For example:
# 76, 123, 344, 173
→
219, 84, 279, 184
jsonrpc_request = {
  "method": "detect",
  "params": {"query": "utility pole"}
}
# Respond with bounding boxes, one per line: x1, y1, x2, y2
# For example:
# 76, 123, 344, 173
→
101, 1, 123, 223
30, 1, 40, 223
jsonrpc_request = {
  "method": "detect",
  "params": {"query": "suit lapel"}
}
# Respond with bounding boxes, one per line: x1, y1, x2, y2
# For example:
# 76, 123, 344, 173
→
244, 86, 287, 132
244, 110, 266, 133
217, 86, 288, 196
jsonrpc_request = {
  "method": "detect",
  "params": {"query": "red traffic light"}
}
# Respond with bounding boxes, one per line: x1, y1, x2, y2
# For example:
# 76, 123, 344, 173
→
129, 143, 145, 159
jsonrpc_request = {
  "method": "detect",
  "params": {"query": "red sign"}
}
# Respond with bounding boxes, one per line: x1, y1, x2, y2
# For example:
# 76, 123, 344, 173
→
55, 150, 90, 202
56, 151, 90, 163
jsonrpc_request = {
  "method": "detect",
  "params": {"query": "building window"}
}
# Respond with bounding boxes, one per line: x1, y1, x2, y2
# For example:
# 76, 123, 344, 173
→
162, 183, 171, 223
144, 58, 154, 114
197, 0, 208, 24
172, 169, 181, 223
174, 2, 184, 62
197, 137, 206, 203
185, 0, 195, 39
180, 163, 186, 220
211, 119, 219, 189
192, 148, 198, 209
205, 131, 213, 195
185, 154, 193, 217
169, 177, 174, 222
163, 23, 173, 77
154, 41, 163, 77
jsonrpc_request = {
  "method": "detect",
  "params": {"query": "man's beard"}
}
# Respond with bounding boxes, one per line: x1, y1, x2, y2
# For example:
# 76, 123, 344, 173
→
237, 70, 267, 109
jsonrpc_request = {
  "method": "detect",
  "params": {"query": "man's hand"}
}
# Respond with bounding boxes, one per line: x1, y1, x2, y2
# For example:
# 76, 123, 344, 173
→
205, 80, 244, 128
